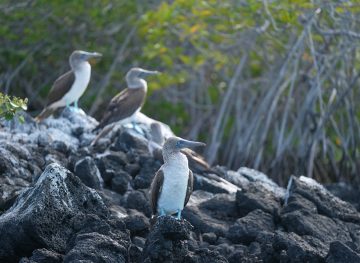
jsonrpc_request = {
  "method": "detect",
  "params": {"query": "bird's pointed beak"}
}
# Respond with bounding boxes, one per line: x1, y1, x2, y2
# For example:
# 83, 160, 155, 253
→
140, 69, 160, 77
87, 52, 102, 65
180, 139, 206, 149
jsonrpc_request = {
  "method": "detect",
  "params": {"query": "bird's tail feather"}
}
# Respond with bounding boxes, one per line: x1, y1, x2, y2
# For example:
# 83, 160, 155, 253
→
34, 107, 55, 122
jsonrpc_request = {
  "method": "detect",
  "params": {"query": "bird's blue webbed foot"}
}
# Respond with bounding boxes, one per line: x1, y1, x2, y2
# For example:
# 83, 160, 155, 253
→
72, 100, 81, 112
132, 121, 145, 135
66, 100, 72, 110
176, 209, 182, 220
66, 100, 76, 112
74, 100, 79, 110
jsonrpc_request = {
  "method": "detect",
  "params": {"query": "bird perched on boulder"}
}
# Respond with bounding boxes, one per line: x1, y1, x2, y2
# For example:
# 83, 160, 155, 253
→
91, 68, 159, 146
150, 136, 205, 220
93, 67, 159, 131
35, 50, 102, 121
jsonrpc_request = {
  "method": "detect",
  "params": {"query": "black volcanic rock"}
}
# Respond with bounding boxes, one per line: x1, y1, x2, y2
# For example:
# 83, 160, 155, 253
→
0, 163, 109, 262
228, 209, 274, 244
65, 213, 130, 262
95, 151, 127, 177
194, 173, 239, 194
271, 231, 327, 262
326, 182, 360, 211
326, 241, 360, 263
124, 210, 150, 237
19, 248, 63, 263
125, 190, 152, 217
132, 155, 161, 190
74, 156, 103, 189
285, 176, 360, 223
236, 182, 281, 217
142, 216, 193, 262
281, 208, 352, 244
64, 215, 129, 263
116, 130, 150, 153
111, 171, 132, 194
125, 163, 141, 177
282, 176, 360, 248
2, 110, 360, 262
65, 231, 128, 263
202, 232, 217, 244
184, 248, 228, 263
183, 191, 231, 236
0, 142, 33, 210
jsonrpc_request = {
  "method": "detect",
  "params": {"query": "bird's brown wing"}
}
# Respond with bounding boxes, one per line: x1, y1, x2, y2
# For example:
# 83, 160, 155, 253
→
46, 70, 75, 106
150, 168, 164, 215
184, 170, 194, 207
95, 87, 146, 130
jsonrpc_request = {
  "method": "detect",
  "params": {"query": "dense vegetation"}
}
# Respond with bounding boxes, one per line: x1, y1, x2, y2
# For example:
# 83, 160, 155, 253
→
1, 0, 360, 185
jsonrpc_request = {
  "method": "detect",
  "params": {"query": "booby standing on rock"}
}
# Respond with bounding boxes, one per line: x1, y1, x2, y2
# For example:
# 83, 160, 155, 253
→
93, 67, 159, 131
150, 137, 206, 220
35, 50, 102, 121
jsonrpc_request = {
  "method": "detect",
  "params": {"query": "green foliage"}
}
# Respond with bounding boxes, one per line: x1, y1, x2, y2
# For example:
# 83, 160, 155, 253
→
0, 93, 28, 122
0, 0, 142, 112
2, 0, 360, 184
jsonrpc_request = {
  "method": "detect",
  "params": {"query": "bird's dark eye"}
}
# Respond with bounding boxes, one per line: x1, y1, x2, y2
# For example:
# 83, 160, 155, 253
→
176, 141, 182, 148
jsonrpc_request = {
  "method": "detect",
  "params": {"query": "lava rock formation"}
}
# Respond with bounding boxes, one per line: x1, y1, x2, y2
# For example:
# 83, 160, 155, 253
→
0, 109, 360, 262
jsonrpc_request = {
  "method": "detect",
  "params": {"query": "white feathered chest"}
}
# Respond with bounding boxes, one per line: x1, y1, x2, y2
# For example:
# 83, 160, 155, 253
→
157, 153, 189, 214
63, 62, 91, 103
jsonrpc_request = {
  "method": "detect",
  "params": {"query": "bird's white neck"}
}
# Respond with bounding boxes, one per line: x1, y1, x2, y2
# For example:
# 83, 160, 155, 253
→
163, 151, 188, 167
72, 61, 91, 73
127, 78, 147, 91
61, 62, 91, 104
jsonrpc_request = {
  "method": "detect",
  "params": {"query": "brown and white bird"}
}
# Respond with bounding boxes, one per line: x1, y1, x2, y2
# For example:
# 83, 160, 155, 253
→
35, 50, 102, 121
150, 137, 205, 219
93, 67, 159, 131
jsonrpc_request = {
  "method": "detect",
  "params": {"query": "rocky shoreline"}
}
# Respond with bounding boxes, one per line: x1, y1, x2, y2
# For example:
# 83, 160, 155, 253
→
0, 109, 360, 262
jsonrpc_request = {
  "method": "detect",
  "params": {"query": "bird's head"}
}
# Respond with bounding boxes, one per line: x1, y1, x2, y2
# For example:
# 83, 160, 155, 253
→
126, 67, 160, 88
69, 50, 102, 69
162, 137, 206, 159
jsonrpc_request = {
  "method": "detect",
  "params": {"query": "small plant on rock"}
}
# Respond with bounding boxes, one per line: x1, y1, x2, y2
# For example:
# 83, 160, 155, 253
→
0, 92, 28, 123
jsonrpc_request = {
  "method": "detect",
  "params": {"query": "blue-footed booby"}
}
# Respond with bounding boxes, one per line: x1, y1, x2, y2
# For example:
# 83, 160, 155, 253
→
35, 50, 102, 122
150, 137, 205, 219
93, 67, 159, 131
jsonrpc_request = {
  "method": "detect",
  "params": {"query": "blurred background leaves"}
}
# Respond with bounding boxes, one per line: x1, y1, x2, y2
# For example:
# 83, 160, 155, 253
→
1, 0, 360, 186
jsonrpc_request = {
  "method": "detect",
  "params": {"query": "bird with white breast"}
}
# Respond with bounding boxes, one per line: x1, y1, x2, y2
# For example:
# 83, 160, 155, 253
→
150, 137, 206, 220
35, 50, 102, 121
